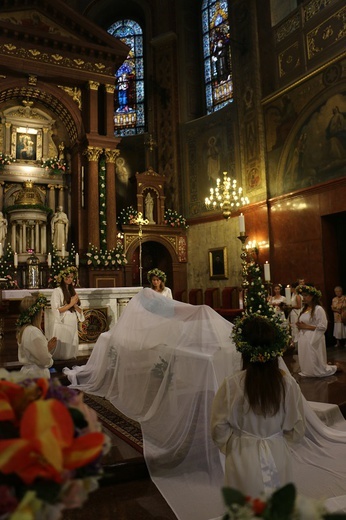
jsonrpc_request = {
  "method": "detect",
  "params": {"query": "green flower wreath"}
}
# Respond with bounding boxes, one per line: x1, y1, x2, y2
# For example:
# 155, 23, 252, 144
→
296, 284, 322, 300
16, 294, 48, 328
147, 268, 167, 284
55, 265, 78, 284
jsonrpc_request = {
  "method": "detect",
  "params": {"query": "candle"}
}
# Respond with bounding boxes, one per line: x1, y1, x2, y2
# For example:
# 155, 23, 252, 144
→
62, 244, 65, 257
285, 285, 292, 305
239, 213, 245, 234
0, 242, 2, 257
14, 252, 18, 268
47, 253, 52, 267
75, 252, 79, 267
264, 261, 271, 281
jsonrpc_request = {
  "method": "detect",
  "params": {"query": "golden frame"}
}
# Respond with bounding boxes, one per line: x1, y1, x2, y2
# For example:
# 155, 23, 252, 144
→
209, 247, 228, 280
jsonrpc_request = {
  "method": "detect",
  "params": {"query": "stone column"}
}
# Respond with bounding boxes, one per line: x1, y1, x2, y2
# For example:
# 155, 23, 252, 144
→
57, 185, 65, 208
41, 224, 47, 254
88, 81, 100, 134
11, 222, 16, 252
105, 84, 115, 137
47, 185, 55, 211
0, 181, 4, 210
83, 147, 102, 247
35, 221, 40, 253
104, 149, 120, 249
22, 223, 26, 253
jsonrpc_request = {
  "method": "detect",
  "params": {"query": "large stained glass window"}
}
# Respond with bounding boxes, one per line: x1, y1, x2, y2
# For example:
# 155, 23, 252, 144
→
202, 0, 233, 114
108, 19, 145, 136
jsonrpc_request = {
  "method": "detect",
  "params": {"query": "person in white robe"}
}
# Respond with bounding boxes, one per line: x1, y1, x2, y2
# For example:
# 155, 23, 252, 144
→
147, 268, 173, 298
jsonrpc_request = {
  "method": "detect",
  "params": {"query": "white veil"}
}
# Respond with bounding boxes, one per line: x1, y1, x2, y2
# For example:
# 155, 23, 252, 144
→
64, 288, 346, 520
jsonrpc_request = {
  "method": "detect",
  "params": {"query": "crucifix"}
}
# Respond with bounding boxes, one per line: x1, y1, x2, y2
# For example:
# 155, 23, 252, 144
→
133, 212, 149, 286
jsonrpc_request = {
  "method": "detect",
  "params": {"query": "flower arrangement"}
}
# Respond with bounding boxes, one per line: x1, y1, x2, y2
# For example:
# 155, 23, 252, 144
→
222, 483, 345, 519
164, 209, 189, 229
0, 243, 19, 289
86, 241, 128, 268
99, 157, 107, 249
0, 374, 109, 520
0, 152, 16, 168
296, 284, 322, 300
117, 206, 139, 226
41, 156, 67, 174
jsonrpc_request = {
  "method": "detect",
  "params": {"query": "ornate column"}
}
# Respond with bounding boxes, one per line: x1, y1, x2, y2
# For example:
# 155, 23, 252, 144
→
41, 224, 47, 254
0, 181, 4, 209
105, 148, 119, 249
88, 81, 100, 134
42, 128, 49, 158
83, 147, 102, 247
57, 185, 65, 208
5, 123, 11, 155
35, 221, 40, 253
11, 222, 16, 251
47, 185, 55, 211
22, 223, 26, 253
105, 84, 115, 137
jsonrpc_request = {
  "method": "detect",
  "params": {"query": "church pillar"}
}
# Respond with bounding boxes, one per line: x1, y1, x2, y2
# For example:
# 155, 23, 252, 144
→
35, 221, 40, 253
104, 149, 120, 249
84, 147, 102, 247
41, 224, 46, 254
5, 123, 11, 155
11, 222, 16, 251
105, 84, 115, 137
57, 185, 65, 208
0, 181, 4, 209
88, 81, 100, 134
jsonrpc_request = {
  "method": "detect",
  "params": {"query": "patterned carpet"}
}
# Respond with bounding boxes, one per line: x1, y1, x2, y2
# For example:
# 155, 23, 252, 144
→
83, 393, 143, 453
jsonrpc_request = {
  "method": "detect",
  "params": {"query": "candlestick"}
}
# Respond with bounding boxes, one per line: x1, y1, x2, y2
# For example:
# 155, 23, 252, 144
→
285, 285, 292, 305
47, 253, 52, 267
264, 261, 271, 281
0, 242, 2, 257
75, 253, 79, 267
239, 213, 245, 234
62, 244, 65, 257
14, 252, 18, 268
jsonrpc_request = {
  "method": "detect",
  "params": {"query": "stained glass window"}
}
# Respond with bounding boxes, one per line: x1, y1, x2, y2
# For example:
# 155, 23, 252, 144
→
202, 0, 233, 114
108, 19, 145, 136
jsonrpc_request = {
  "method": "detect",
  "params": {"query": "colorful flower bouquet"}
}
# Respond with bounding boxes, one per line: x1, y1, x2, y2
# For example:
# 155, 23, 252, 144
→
41, 157, 67, 174
0, 373, 109, 520
222, 483, 346, 519
164, 209, 189, 229
117, 206, 138, 226
86, 242, 128, 268
0, 153, 16, 168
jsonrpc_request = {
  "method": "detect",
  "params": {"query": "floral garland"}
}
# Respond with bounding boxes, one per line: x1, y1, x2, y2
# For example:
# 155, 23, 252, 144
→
147, 268, 167, 284
222, 482, 340, 519
98, 156, 107, 248
41, 156, 67, 174
117, 206, 139, 226
86, 240, 128, 268
55, 265, 78, 284
0, 152, 16, 167
15, 294, 48, 328
0, 374, 109, 520
296, 284, 322, 300
164, 208, 189, 229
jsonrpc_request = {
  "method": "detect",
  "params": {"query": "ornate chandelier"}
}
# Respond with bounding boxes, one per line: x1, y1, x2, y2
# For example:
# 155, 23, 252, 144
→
205, 171, 249, 219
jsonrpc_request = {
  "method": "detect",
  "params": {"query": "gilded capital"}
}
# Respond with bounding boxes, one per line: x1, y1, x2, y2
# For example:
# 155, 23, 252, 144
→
105, 84, 115, 94
83, 147, 103, 162
88, 81, 100, 91
104, 148, 120, 163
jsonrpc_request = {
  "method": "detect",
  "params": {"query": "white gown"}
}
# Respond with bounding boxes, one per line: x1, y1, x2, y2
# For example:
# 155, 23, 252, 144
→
298, 305, 337, 377
18, 325, 54, 379
63, 289, 346, 520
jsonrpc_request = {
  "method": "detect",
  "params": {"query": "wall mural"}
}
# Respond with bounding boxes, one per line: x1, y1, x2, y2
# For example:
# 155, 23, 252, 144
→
268, 92, 346, 197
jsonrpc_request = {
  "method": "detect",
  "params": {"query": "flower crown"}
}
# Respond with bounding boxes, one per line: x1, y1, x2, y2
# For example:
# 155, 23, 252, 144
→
16, 294, 48, 328
296, 284, 322, 299
232, 314, 288, 363
56, 265, 78, 284
147, 268, 167, 284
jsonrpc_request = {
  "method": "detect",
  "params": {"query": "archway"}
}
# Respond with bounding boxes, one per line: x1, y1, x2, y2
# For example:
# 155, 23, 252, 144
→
131, 240, 173, 289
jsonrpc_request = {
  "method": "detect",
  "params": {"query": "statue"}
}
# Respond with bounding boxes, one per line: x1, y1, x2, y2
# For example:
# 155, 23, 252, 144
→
145, 192, 155, 224
0, 211, 8, 244
51, 206, 69, 252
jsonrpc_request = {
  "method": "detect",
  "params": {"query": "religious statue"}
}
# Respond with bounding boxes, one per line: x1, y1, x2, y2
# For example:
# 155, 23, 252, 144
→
145, 192, 155, 224
0, 211, 8, 244
51, 206, 69, 252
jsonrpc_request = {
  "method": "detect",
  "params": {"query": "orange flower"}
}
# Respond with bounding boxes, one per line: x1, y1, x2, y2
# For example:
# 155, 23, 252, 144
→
0, 379, 49, 423
0, 398, 104, 484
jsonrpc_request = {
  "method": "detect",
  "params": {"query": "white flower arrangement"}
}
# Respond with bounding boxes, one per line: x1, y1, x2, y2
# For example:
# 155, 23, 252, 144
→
86, 242, 128, 268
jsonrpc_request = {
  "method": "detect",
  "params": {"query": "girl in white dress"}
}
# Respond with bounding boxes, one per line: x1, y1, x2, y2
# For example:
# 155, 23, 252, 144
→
17, 294, 57, 378
296, 284, 341, 377
211, 314, 305, 498
50, 266, 84, 360
147, 268, 173, 299
289, 282, 303, 347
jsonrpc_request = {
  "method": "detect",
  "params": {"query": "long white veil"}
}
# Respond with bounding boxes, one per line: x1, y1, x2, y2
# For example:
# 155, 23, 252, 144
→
64, 289, 346, 520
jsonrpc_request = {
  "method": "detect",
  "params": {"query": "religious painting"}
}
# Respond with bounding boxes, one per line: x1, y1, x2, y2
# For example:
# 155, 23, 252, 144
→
209, 247, 228, 280
16, 131, 37, 161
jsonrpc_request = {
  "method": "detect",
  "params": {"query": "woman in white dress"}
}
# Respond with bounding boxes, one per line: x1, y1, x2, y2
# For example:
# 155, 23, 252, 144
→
289, 282, 303, 347
211, 314, 305, 497
296, 284, 341, 377
147, 268, 173, 299
331, 286, 346, 348
50, 266, 84, 360
17, 294, 57, 378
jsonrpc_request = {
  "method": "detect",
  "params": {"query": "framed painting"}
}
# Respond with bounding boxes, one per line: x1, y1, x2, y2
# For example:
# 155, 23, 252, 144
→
209, 247, 228, 279
16, 131, 37, 161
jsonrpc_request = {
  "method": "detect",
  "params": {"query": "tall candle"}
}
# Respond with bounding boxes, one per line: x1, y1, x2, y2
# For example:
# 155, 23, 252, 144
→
264, 261, 271, 281
62, 244, 65, 257
47, 252, 52, 267
285, 285, 292, 305
0, 242, 3, 257
239, 213, 245, 234
75, 252, 79, 267
14, 252, 18, 268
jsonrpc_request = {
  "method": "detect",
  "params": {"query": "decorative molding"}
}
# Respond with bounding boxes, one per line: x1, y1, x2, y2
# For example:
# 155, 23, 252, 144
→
58, 86, 82, 110
278, 42, 300, 78
105, 84, 115, 94
83, 147, 103, 162
306, 6, 346, 60
274, 12, 300, 44
304, 0, 334, 22
88, 81, 100, 91
104, 149, 120, 163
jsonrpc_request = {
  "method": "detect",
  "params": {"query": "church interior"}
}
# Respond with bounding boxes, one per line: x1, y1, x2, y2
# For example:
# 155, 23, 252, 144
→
1, 0, 346, 518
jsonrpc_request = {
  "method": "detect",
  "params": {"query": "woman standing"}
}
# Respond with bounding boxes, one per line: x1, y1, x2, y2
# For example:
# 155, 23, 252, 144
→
296, 284, 340, 377
331, 286, 346, 348
289, 282, 303, 348
50, 266, 84, 360
17, 294, 57, 378
147, 268, 173, 299
211, 314, 305, 498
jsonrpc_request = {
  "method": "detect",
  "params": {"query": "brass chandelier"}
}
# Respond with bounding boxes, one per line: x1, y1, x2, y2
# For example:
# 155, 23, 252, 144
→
205, 171, 249, 219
